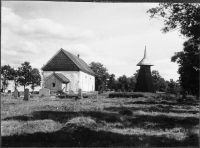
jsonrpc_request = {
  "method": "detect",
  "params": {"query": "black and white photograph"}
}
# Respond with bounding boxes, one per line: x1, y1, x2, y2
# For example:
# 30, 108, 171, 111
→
1, 1, 200, 147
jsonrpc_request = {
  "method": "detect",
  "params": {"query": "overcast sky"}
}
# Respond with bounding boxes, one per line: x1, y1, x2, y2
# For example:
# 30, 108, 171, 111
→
2, 1, 186, 81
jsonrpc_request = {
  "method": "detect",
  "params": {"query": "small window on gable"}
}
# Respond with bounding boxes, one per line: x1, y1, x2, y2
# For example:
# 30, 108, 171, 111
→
52, 83, 55, 87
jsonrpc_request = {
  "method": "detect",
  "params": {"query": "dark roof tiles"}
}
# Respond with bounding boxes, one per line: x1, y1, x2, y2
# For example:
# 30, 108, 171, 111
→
42, 48, 95, 76
45, 73, 70, 84
62, 49, 95, 75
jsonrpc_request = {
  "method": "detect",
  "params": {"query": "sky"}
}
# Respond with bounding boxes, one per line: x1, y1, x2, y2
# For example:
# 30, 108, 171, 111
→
2, 1, 187, 88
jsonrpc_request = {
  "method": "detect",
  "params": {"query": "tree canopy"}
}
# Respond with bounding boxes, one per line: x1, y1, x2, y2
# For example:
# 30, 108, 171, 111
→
17, 61, 33, 90
89, 62, 109, 91
151, 70, 167, 92
1, 62, 41, 92
147, 3, 200, 39
30, 68, 41, 91
148, 3, 200, 96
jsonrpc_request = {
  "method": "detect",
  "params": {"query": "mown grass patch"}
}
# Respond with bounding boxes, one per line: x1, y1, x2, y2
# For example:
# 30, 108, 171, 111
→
108, 127, 187, 141
1, 94, 199, 147
1, 119, 62, 136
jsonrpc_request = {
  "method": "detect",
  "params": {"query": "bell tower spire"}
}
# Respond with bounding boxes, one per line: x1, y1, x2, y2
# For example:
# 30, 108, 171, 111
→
144, 46, 146, 58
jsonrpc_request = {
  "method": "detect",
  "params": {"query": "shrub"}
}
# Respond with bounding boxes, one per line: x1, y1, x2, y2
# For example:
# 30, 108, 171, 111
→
108, 92, 124, 98
124, 92, 144, 98
108, 92, 144, 98
56, 90, 65, 95
83, 94, 89, 98
34, 91, 39, 94
186, 95, 195, 101
58, 95, 66, 99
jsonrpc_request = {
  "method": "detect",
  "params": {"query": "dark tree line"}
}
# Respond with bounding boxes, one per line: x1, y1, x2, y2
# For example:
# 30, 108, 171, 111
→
1, 61, 41, 92
90, 62, 181, 94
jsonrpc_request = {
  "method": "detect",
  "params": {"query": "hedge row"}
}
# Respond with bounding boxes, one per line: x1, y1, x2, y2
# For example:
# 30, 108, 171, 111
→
58, 94, 92, 99
108, 92, 145, 98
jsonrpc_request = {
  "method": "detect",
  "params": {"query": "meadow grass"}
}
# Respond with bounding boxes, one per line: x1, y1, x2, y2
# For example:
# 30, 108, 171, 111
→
1, 94, 199, 147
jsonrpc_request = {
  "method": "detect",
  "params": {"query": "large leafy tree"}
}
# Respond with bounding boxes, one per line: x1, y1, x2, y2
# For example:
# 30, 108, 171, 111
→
151, 70, 167, 92
118, 75, 129, 91
147, 3, 200, 39
107, 74, 117, 91
127, 76, 137, 91
151, 70, 161, 91
148, 3, 200, 96
166, 79, 181, 94
89, 62, 109, 91
171, 40, 199, 95
12, 69, 20, 90
17, 61, 33, 90
1, 65, 15, 92
30, 68, 41, 92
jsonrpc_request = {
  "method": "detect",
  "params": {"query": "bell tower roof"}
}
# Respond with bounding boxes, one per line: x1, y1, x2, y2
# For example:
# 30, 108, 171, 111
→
137, 46, 154, 66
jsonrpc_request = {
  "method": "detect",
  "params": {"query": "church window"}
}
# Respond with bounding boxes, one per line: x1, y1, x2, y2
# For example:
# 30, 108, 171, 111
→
52, 83, 55, 87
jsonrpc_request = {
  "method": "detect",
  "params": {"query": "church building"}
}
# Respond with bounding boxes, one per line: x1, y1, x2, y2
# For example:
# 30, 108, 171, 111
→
41, 48, 95, 94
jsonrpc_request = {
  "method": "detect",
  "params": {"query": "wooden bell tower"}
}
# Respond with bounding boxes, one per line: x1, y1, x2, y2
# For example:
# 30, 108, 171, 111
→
134, 46, 155, 93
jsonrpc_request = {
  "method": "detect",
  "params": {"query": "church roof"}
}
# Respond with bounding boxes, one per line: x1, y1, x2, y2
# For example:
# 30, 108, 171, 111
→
42, 48, 95, 76
45, 72, 70, 84
137, 47, 154, 66
62, 49, 95, 76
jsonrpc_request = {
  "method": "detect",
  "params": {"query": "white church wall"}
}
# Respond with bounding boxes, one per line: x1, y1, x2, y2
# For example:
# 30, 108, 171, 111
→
79, 71, 95, 92
42, 71, 95, 93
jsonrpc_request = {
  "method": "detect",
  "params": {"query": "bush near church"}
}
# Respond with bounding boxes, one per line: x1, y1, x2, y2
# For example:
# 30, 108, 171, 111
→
108, 92, 144, 98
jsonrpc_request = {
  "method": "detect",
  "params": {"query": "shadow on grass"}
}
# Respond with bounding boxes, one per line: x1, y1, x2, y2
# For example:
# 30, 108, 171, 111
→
3, 109, 199, 134
104, 106, 198, 129
126, 114, 199, 130
2, 109, 199, 147
105, 105, 199, 114
124, 100, 199, 106
4, 107, 199, 129
2, 126, 199, 147
3, 110, 121, 124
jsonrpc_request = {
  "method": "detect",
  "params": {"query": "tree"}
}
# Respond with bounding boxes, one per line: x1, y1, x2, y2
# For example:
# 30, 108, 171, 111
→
1, 65, 15, 92
166, 79, 181, 94
171, 39, 199, 96
89, 62, 109, 91
147, 3, 200, 39
107, 74, 117, 91
127, 76, 137, 91
148, 3, 200, 96
17, 61, 32, 90
151, 70, 161, 91
158, 78, 168, 92
30, 68, 41, 92
12, 69, 20, 90
133, 70, 139, 80
118, 75, 129, 91
151, 70, 167, 92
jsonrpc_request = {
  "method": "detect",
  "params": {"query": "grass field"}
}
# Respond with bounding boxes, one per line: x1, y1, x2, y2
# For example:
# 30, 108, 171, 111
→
1, 93, 199, 147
